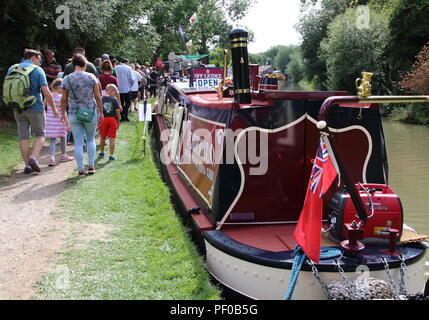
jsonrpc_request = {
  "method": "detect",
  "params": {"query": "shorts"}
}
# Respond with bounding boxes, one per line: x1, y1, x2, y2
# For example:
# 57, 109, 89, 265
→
131, 91, 138, 100
100, 117, 118, 138
13, 109, 45, 140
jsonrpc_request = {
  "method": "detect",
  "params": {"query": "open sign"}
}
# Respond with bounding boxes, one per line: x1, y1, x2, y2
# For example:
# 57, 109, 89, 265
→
195, 78, 221, 88
190, 67, 223, 88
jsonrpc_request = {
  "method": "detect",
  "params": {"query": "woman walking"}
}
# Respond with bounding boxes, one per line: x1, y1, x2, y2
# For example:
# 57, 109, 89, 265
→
60, 54, 103, 177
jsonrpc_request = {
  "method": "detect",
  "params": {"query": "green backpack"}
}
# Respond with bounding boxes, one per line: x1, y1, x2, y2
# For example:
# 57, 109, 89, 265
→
3, 64, 38, 110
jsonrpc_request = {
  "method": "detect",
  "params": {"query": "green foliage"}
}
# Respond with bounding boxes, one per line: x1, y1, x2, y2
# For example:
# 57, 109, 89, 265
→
248, 53, 265, 65
397, 42, 429, 95
286, 47, 305, 83
296, 0, 351, 89
319, 7, 390, 93
385, 0, 429, 78
148, 0, 255, 61
0, 120, 23, 184
0, 0, 254, 81
208, 47, 231, 67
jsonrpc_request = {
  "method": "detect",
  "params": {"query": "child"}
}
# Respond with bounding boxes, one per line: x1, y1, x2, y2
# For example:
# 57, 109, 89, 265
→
45, 78, 73, 166
99, 84, 121, 161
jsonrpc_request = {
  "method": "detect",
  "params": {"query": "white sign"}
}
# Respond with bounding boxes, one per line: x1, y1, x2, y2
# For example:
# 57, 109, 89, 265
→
195, 78, 221, 88
138, 103, 152, 122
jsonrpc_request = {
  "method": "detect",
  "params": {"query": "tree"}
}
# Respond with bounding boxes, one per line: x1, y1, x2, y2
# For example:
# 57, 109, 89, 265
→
286, 47, 305, 83
384, 0, 429, 79
295, 0, 351, 89
319, 7, 389, 93
397, 42, 429, 95
148, 0, 255, 62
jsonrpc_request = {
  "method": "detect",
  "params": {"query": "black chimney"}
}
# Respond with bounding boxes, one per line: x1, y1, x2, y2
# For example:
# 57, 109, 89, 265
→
229, 28, 251, 104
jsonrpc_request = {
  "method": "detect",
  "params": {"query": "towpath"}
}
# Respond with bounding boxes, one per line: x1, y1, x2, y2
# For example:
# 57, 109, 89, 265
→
0, 146, 75, 299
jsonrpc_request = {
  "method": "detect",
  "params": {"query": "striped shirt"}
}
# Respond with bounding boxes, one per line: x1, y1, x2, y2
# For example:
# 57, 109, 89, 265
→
42, 59, 62, 83
45, 93, 67, 138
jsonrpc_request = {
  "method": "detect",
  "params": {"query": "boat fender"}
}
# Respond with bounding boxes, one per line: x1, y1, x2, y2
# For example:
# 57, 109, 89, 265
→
185, 207, 201, 216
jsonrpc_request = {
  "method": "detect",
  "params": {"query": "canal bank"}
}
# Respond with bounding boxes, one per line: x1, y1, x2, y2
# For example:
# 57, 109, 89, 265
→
0, 113, 220, 299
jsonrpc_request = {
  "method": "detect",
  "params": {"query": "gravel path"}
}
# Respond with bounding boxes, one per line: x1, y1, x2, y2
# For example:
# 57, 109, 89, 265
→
0, 146, 75, 299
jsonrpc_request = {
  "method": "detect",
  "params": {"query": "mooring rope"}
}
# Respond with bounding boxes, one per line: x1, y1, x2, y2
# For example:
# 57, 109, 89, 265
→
283, 246, 342, 300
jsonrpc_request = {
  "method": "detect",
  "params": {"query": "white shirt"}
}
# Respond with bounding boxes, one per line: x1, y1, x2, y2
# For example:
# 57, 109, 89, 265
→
131, 70, 143, 92
115, 64, 134, 94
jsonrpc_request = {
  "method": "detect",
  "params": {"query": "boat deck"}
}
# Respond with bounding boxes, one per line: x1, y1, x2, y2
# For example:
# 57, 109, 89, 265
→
223, 224, 337, 252
222, 224, 429, 253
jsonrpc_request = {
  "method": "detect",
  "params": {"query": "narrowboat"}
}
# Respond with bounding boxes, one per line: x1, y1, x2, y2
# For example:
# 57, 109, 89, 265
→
151, 28, 429, 300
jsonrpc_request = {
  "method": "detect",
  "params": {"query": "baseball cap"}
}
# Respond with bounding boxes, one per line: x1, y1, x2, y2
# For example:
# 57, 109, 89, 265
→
101, 54, 109, 60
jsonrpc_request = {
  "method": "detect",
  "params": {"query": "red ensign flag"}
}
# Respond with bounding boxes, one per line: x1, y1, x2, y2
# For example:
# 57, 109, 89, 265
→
293, 137, 337, 262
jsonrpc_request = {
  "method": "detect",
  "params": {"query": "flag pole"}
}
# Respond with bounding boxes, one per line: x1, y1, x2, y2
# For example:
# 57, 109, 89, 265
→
317, 122, 368, 223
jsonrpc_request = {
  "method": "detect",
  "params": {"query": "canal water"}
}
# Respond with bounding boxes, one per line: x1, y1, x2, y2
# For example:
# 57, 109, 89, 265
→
382, 119, 429, 267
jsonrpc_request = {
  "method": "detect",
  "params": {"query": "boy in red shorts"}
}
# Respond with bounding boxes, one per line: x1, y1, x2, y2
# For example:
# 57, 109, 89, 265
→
99, 84, 121, 161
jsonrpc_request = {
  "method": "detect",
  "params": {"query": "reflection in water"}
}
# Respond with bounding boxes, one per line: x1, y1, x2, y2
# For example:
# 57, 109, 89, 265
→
382, 119, 429, 235
382, 119, 429, 269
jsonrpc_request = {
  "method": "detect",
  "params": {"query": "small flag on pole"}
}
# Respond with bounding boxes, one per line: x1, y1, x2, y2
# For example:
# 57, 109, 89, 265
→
189, 12, 199, 26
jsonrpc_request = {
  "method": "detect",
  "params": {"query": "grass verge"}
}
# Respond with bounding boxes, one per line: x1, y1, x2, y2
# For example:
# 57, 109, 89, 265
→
0, 119, 22, 184
33, 112, 221, 299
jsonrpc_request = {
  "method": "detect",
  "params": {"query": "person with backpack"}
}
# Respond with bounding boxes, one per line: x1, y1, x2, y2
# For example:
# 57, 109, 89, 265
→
3, 49, 59, 174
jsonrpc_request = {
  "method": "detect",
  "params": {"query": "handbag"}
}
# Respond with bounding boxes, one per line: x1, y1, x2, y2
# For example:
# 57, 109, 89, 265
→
69, 77, 95, 123
76, 106, 94, 123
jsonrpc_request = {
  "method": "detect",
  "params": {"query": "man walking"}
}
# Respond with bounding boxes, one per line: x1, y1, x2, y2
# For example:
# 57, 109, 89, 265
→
6, 49, 59, 174
41, 49, 62, 84
63, 47, 99, 78
115, 59, 134, 121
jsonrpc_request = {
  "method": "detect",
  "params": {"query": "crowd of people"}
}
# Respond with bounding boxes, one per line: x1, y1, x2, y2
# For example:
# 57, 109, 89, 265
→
6, 47, 166, 177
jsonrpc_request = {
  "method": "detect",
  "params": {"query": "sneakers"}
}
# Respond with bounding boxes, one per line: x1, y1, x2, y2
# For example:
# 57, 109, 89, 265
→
60, 154, 74, 162
28, 157, 41, 172
98, 152, 105, 158
48, 156, 56, 166
87, 166, 96, 174
108, 156, 116, 161
78, 170, 86, 177
24, 166, 33, 174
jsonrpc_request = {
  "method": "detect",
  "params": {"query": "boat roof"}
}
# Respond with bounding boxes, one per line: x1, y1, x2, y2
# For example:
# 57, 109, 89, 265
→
169, 83, 348, 109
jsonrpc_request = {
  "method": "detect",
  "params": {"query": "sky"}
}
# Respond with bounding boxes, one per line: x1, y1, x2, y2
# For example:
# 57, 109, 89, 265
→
237, 0, 303, 53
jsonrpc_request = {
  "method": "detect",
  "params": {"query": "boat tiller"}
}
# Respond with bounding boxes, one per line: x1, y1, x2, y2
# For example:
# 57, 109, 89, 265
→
328, 184, 403, 243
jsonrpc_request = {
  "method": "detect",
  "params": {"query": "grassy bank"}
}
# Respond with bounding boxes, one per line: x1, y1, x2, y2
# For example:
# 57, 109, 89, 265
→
0, 119, 22, 184
34, 113, 221, 299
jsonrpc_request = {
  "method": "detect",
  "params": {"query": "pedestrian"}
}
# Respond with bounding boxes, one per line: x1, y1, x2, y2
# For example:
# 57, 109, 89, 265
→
94, 57, 102, 72
63, 47, 99, 78
60, 53, 103, 177
3, 49, 59, 174
41, 49, 62, 84
149, 67, 159, 97
98, 54, 117, 78
98, 84, 121, 161
130, 64, 142, 111
140, 65, 150, 100
98, 59, 121, 111
44, 78, 74, 166
115, 58, 134, 121
111, 59, 118, 69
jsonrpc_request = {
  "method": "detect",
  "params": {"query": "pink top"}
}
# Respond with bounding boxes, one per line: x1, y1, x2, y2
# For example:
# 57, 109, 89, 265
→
45, 93, 67, 138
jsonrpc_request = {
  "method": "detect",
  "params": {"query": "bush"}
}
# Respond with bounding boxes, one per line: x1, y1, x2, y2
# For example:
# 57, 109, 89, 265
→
397, 42, 429, 95
319, 7, 390, 93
